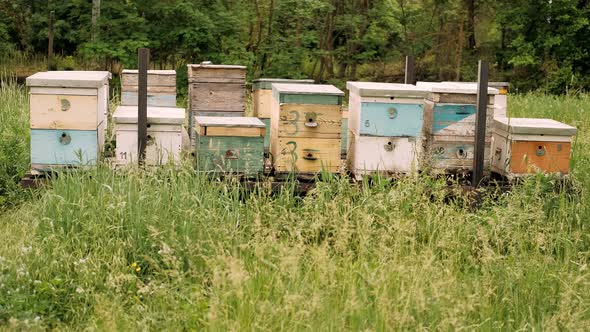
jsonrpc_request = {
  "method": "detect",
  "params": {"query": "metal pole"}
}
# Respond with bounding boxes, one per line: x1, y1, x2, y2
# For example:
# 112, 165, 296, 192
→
138, 48, 150, 165
404, 56, 415, 84
48, 11, 54, 71
472, 60, 489, 187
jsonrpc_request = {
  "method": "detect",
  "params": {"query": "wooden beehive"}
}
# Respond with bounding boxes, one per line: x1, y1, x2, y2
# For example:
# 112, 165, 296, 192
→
443, 81, 510, 118
113, 106, 185, 166
120, 70, 176, 107
26, 71, 111, 170
252, 78, 314, 153
346, 82, 430, 177
491, 117, 577, 179
187, 62, 247, 138
416, 82, 498, 174
270, 83, 344, 174
194, 117, 265, 175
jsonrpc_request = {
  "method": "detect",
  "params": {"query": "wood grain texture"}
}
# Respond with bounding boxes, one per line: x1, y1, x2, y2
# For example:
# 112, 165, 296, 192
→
121, 71, 176, 87
30, 129, 99, 165
30, 94, 100, 130
189, 82, 245, 111
122, 85, 176, 93
273, 137, 341, 173
187, 65, 246, 84
199, 126, 265, 137
277, 104, 342, 139
253, 89, 273, 118
196, 136, 264, 174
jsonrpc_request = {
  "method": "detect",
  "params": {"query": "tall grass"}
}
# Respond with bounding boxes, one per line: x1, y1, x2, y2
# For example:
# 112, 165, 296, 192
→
0, 81, 29, 207
0, 89, 589, 330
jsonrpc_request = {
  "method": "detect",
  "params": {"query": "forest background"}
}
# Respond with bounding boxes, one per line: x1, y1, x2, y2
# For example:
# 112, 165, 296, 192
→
0, 0, 589, 94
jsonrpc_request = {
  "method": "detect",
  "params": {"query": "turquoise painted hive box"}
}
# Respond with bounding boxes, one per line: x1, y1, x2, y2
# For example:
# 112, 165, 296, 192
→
416, 82, 499, 174
26, 71, 111, 170
346, 81, 430, 177
120, 69, 176, 107
194, 116, 265, 175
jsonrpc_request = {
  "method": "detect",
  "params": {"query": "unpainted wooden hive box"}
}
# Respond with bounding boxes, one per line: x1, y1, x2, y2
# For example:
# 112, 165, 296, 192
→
492, 117, 577, 179
346, 82, 430, 178
416, 81, 499, 174
120, 69, 176, 107
187, 63, 247, 139
113, 106, 185, 166
26, 71, 111, 170
252, 78, 314, 153
270, 83, 344, 174
194, 116, 265, 175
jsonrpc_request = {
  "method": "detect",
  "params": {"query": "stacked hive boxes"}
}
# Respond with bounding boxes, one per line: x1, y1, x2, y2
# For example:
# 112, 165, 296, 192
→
187, 62, 247, 139
491, 117, 577, 179
114, 69, 184, 166
443, 81, 510, 118
113, 106, 185, 165
346, 82, 430, 178
26, 71, 111, 170
252, 78, 314, 153
120, 70, 176, 107
417, 82, 498, 174
270, 83, 344, 175
194, 117, 266, 175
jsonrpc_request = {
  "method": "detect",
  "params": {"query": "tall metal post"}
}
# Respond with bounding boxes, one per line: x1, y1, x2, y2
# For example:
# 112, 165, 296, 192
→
48, 11, 55, 71
138, 48, 150, 165
404, 56, 415, 85
472, 60, 489, 187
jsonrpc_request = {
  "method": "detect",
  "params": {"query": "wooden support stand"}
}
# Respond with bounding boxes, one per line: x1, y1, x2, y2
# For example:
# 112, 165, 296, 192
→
472, 60, 489, 187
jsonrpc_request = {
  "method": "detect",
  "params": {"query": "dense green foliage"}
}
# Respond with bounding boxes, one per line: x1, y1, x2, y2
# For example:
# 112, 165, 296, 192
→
1, 0, 589, 92
1, 84, 590, 329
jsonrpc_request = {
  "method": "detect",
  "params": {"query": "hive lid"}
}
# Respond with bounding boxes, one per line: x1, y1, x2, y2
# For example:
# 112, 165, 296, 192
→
253, 78, 314, 83
346, 81, 429, 98
194, 116, 265, 128
121, 69, 176, 75
416, 81, 499, 95
26, 71, 111, 88
187, 63, 247, 70
272, 83, 344, 96
494, 117, 577, 136
113, 106, 185, 125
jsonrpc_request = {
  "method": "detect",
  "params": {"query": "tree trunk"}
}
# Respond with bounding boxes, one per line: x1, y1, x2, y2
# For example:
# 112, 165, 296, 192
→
92, 0, 101, 42
464, 0, 476, 50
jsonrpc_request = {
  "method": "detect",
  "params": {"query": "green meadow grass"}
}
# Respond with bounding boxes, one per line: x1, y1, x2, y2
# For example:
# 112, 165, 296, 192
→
0, 84, 589, 330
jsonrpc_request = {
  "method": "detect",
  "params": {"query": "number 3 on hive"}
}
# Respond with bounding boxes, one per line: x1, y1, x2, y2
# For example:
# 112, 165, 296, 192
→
286, 141, 298, 162
288, 110, 299, 135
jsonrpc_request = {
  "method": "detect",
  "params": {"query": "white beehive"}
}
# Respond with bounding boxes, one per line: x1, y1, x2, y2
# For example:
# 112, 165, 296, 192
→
113, 106, 185, 165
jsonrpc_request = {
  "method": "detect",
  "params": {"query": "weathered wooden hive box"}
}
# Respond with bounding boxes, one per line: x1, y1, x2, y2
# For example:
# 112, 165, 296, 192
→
270, 83, 344, 174
491, 117, 576, 178
187, 62, 247, 138
113, 106, 185, 166
26, 71, 111, 170
346, 82, 430, 177
252, 78, 314, 152
194, 117, 265, 175
120, 70, 176, 107
416, 82, 498, 174
443, 81, 510, 118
